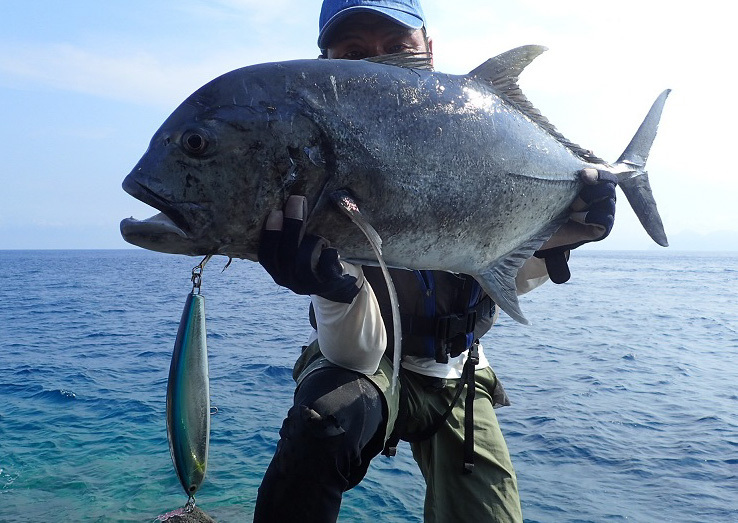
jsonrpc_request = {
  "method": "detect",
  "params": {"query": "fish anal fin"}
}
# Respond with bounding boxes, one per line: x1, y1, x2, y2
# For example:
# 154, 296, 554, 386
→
476, 214, 569, 325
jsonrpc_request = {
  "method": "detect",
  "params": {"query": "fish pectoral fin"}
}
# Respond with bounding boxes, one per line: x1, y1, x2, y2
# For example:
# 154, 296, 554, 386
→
476, 215, 568, 325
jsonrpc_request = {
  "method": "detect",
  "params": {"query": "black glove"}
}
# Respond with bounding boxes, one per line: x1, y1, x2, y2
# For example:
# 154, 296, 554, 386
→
535, 169, 617, 283
258, 195, 361, 304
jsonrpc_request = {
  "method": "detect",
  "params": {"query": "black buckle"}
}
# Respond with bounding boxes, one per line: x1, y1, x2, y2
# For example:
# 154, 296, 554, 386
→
467, 340, 480, 366
435, 311, 478, 363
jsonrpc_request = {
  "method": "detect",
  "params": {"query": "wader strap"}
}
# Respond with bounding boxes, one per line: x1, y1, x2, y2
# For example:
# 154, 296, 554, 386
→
382, 364, 463, 457
385, 344, 480, 474
462, 342, 479, 474
295, 357, 337, 389
381, 368, 407, 457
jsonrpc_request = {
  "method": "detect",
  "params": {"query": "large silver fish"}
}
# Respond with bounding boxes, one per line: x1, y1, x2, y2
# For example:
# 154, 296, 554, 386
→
120, 45, 669, 324
166, 292, 210, 498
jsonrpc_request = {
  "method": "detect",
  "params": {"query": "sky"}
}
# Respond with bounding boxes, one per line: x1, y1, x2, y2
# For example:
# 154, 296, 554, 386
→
1, 0, 736, 251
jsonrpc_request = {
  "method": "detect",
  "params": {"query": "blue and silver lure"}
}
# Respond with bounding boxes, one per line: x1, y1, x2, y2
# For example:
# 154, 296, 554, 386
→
166, 255, 211, 504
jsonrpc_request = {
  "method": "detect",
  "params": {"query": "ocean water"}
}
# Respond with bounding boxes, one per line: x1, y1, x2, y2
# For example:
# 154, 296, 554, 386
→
1, 249, 736, 522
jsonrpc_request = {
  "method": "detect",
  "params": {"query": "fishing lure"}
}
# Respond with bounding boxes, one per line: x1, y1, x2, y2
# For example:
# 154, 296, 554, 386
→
166, 255, 212, 507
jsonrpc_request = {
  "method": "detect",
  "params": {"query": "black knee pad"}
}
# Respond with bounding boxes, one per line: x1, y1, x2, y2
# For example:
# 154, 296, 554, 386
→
273, 367, 384, 484
272, 404, 347, 478
300, 368, 383, 440
254, 405, 351, 522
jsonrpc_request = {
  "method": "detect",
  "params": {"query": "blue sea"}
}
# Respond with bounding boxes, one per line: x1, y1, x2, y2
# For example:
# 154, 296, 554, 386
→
1, 249, 736, 522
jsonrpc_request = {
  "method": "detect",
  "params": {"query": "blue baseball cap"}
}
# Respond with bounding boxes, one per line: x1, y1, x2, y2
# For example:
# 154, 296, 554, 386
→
318, 0, 426, 49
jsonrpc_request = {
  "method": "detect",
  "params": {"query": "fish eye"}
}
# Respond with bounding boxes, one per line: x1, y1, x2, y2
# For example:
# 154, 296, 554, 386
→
182, 130, 210, 157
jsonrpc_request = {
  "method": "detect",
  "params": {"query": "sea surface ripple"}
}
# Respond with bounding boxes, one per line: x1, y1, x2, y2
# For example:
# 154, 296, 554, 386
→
0, 250, 736, 522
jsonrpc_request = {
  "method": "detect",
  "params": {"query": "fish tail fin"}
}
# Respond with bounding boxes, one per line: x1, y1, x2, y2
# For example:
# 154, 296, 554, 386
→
613, 89, 671, 247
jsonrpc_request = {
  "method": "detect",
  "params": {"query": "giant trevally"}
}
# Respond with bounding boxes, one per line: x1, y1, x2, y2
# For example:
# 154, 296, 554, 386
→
120, 45, 669, 324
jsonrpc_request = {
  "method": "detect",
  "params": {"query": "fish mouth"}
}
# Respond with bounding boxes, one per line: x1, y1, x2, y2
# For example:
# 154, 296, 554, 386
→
122, 177, 193, 233
120, 175, 213, 255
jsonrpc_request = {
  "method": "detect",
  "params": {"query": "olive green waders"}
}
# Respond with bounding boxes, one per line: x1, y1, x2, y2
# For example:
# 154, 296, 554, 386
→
281, 341, 523, 522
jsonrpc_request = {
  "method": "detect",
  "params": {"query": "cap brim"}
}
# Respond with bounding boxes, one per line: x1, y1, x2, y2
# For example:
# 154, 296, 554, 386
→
318, 6, 424, 49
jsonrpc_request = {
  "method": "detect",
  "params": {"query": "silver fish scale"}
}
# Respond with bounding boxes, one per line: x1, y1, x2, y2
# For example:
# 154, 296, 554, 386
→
121, 46, 669, 322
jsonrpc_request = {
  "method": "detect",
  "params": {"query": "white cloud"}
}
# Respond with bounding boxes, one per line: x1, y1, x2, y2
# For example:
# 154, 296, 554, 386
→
0, 42, 189, 106
176, 0, 319, 43
0, 2, 319, 108
0, 39, 312, 109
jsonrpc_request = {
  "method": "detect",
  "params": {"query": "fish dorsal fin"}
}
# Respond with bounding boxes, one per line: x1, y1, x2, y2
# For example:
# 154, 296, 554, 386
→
469, 44, 548, 88
469, 45, 605, 164
364, 51, 434, 71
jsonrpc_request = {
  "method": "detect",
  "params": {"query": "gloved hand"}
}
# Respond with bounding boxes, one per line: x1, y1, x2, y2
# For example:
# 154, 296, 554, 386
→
258, 195, 361, 304
535, 168, 617, 283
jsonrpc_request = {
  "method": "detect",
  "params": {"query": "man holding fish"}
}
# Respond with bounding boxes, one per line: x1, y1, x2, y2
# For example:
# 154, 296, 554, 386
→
253, 1, 617, 522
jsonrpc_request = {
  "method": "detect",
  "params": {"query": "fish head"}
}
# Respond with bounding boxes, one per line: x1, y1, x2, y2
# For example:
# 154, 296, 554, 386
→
120, 65, 331, 259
